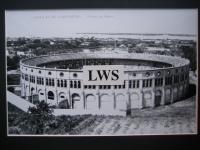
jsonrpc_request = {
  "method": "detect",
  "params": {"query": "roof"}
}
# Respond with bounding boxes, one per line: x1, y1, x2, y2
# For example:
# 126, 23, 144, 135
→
21, 53, 190, 67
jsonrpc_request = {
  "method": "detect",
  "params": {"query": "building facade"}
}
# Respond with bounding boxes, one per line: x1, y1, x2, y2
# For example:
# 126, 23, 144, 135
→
20, 53, 190, 113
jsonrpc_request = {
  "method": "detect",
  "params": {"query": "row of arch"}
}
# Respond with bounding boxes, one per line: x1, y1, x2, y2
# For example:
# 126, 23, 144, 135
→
25, 83, 186, 109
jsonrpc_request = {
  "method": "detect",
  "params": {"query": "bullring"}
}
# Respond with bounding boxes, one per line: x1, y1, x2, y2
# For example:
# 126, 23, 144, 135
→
20, 53, 190, 114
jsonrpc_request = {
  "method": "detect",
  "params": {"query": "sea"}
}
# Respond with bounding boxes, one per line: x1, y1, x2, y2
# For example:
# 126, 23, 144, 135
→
67, 33, 197, 41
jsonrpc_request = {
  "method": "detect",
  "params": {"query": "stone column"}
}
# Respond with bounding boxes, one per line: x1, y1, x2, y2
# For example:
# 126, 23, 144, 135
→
55, 89, 58, 105
171, 86, 174, 104
139, 79, 143, 89
45, 88, 47, 102
111, 91, 115, 110
28, 85, 30, 97
81, 91, 85, 109
96, 91, 100, 109
172, 75, 174, 84
81, 81, 84, 91
183, 82, 185, 98
96, 85, 99, 91
67, 79, 70, 89
126, 80, 129, 90
126, 91, 130, 110
138, 89, 143, 108
139, 79, 143, 108
152, 88, 155, 108
152, 75, 156, 107
67, 91, 72, 109
161, 88, 165, 106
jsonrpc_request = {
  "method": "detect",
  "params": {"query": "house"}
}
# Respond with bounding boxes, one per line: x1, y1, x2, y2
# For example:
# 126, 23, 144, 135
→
16, 51, 25, 56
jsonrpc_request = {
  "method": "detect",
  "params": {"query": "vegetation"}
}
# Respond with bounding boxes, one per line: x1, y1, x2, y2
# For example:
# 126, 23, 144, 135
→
7, 74, 20, 85
27, 100, 54, 134
8, 101, 91, 135
8, 94, 196, 135
182, 45, 196, 71
74, 96, 196, 135
7, 55, 20, 70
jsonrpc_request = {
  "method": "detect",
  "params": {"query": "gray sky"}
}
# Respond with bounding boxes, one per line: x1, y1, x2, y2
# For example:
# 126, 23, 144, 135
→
5, 9, 197, 37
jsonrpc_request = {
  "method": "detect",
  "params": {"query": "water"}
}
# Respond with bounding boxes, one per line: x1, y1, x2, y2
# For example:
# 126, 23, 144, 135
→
70, 33, 197, 41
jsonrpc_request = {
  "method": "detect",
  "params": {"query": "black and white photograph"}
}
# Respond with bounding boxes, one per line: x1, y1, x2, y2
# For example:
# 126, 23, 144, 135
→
5, 9, 197, 135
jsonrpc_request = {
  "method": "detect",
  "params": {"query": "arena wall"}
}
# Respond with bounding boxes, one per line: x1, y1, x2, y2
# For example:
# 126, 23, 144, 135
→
20, 53, 190, 115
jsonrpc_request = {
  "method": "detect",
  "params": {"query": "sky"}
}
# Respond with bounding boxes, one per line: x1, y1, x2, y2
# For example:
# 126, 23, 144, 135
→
5, 9, 197, 37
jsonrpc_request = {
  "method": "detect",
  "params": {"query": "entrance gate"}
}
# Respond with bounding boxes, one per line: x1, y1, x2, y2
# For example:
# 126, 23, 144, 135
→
155, 90, 161, 107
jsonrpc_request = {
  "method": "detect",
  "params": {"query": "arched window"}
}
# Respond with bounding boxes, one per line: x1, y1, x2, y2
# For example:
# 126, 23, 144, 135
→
129, 81, 132, 88
123, 81, 125, 89
57, 80, 60, 87
46, 78, 48, 86
31, 87, 35, 95
78, 81, 81, 88
64, 80, 67, 87
42, 78, 44, 85
49, 79, 51, 86
61, 80, 63, 87
70, 81, 73, 88
52, 79, 54, 86
74, 81, 77, 88
48, 91, 54, 100
133, 81, 136, 88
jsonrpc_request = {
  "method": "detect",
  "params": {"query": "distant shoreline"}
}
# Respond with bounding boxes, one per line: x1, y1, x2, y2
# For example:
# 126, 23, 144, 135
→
76, 33, 196, 37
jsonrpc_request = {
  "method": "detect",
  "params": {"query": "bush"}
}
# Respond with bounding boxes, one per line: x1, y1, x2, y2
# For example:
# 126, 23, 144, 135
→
27, 100, 54, 134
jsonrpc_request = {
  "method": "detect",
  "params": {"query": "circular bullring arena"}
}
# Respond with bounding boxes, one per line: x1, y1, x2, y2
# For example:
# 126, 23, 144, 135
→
20, 53, 190, 114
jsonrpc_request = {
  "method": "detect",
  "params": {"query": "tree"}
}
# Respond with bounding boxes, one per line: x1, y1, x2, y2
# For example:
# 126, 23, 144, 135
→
33, 39, 41, 44
7, 56, 12, 67
182, 45, 196, 71
7, 55, 20, 69
20, 46, 29, 52
27, 100, 54, 134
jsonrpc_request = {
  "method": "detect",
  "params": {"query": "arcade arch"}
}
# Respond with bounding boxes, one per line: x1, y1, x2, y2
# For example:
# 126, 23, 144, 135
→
115, 94, 126, 110
180, 85, 183, 99
38, 89, 45, 101
100, 94, 110, 109
165, 89, 171, 103
155, 90, 162, 107
130, 93, 139, 108
173, 87, 178, 101
143, 92, 152, 107
48, 91, 54, 100
86, 94, 95, 109
72, 93, 81, 109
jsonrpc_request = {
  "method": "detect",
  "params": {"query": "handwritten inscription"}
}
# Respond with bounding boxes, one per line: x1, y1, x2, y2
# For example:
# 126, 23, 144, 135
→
87, 15, 114, 18
31, 15, 114, 19
31, 15, 81, 19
